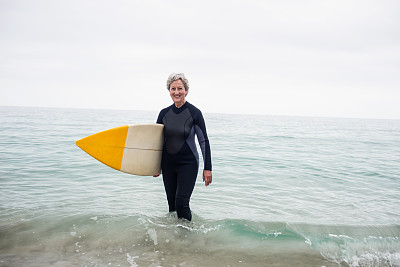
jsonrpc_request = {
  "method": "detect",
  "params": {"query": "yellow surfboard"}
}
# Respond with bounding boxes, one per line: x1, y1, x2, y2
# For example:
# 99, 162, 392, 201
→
76, 124, 164, 176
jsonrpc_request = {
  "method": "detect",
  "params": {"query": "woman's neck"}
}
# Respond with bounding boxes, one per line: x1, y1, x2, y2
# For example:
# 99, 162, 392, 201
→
174, 100, 186, 109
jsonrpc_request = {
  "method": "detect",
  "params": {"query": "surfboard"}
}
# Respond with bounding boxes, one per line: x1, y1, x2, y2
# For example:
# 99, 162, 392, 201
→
76, 124, 164, 176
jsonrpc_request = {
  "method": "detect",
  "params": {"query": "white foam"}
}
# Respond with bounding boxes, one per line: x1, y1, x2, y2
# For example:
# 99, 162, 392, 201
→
274, 232, 282, 237
344, 251, 400, 267
126, 253, 139, 267
147, 228, 158, 245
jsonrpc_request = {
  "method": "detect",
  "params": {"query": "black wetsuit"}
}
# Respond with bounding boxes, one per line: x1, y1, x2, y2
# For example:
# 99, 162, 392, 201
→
156, 102, 212, 221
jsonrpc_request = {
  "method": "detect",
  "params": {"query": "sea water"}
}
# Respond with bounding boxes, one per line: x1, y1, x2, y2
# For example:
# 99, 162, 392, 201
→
0, 106, 399, 266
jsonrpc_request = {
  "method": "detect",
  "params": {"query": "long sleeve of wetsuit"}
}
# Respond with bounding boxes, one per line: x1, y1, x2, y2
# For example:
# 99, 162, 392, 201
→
193, 110, 212, 171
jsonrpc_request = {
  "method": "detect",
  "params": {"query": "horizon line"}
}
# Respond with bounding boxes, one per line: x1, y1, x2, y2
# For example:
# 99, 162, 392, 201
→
1, 104, 399, 121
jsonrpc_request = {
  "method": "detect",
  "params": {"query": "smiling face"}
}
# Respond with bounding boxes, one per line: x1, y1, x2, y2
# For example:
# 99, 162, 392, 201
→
169, 79, 187, 108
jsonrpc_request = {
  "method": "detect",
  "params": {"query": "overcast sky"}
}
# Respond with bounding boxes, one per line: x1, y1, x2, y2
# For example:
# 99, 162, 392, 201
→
1, 0, 399, 119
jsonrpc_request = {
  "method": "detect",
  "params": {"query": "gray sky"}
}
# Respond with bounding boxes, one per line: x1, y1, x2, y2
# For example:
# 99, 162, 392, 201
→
1, 0, 399, 119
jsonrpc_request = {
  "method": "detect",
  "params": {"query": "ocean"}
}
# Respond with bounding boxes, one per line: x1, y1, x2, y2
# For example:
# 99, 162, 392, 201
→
0, 106, 399, 266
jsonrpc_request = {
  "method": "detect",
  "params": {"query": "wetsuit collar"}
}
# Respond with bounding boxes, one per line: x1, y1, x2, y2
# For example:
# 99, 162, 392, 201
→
172, 101, 188, 114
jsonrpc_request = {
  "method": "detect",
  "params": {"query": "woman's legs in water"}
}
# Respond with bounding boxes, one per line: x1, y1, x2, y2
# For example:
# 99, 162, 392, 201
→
162, 160, 198, 221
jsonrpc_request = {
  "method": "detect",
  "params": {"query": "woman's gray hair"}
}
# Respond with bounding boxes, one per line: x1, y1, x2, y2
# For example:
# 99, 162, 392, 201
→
166, 73, 189, 94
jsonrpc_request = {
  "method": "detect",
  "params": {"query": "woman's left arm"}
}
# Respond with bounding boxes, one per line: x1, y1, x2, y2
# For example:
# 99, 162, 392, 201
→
194, 110, 213, 186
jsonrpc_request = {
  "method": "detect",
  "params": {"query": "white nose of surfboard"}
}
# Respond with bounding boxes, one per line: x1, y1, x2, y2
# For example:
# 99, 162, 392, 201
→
76, 124, 164, 176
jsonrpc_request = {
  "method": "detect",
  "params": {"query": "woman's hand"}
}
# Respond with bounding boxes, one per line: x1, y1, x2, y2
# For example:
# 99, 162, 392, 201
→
203, 170, 212, 186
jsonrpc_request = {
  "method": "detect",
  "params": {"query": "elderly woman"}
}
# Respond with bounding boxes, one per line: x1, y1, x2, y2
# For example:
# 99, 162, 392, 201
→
154, 73, 212, 221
